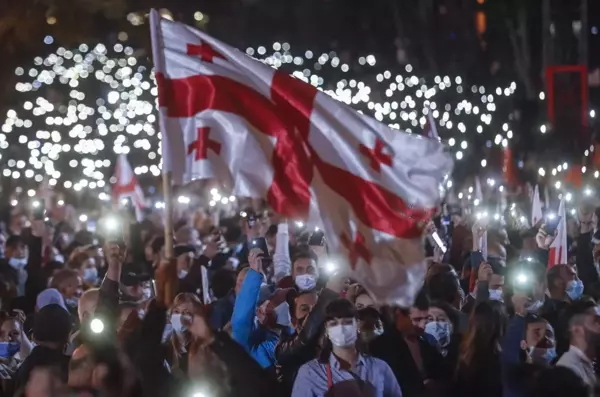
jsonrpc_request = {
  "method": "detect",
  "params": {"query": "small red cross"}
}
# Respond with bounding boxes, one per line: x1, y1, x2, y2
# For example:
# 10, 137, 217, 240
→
186, 42, 226, 63
188, 127, 221, 160
340, 231, 372, 270
359, 138, 392, 172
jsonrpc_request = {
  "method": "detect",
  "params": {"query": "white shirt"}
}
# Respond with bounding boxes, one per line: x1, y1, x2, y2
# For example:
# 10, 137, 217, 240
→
557, 345, 596, 391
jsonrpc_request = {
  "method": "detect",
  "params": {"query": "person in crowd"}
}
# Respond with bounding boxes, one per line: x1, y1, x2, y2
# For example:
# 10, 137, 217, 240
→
208, 268, 237, 331
555, 299, 600, 392
454, 301, 507, 397
165, 292, 205, 377
7, 213, 27, 237
13, 304, 71, 392
67, 251, 99, 289
232, 248, 290, 372
292, 298, 402, 397
120, 270, 152, 303
357, 306, 384, 345
49, 269, 83, 312
0, 314, 31, 395
528, 366, 590, 397
288, 251, 319, 292
462, 261, 505, 313
275, 273, 342, 395
425, 266, 468, 333
0, 235, 28, 297
370, 289, 448, 397
354, 288, 375, 311
426, 301, 460, 364
541, 264, 582, 333
77, 288, 99, 324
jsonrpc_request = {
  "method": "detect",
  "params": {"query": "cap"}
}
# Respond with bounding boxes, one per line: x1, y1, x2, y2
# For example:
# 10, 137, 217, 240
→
120, 271, 152, 287
174, 244, 196, 258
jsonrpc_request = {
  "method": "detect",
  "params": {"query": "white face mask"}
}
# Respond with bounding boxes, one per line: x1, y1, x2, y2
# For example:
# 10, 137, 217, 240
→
8, 257, 27, 269
327, 319, 358, 347
489, 289, 503, 301
425, 321, 453, 348
178, 270, 189, 280
273, 302, 292, 327
170, 313, 192, 334
83, 267, 98, 284
295, 274, 317, 291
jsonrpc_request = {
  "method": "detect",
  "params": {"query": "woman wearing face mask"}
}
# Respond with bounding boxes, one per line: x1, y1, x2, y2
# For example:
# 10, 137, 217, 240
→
0, 315, 32, 395
454, 301, 507, 397
165, 292, 204, 377
425, 301, 460, 367
67, 252, 98, 289
292, 298, 402, 397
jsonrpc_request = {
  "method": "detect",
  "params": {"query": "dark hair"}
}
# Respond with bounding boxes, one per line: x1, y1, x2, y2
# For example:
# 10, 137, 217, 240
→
286, 289, 316, 320
457, 301, 507, 373
150, 236, 165, 255
210, 269, 236, 299
325, 298, 357, 322
319, 299, 359, 363
50, 269, 79, 290
426, 272, 460, 305
291, 249, 318, 266
546, 264, 570, 290
5, 235, 23, 250
266, 225, 278, 238
430, 300, 459, 331
413, 288, 430, 311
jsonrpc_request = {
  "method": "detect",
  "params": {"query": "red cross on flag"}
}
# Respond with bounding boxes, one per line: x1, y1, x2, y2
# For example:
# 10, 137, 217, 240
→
112, 154, 145, 222
150, 10, 453, 306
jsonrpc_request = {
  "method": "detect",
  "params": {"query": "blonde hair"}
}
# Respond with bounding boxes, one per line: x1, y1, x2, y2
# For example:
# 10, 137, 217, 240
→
167, 293, 204, 375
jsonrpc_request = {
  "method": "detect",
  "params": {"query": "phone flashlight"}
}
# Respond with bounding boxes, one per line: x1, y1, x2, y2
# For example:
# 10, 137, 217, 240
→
90, 318, 105, 334
79, 214, 88, 223
324, 261, 337, 274
295, 221, 304, 228
431, 231, 447, 253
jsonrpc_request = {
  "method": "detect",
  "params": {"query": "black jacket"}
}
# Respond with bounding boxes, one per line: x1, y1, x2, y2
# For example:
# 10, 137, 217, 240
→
274, 288, 338, 394
13, 345, 70, 393
370, 327, 449, 397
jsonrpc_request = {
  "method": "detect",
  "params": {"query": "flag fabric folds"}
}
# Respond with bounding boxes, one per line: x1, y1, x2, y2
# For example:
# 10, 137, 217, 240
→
112, 154, 146, 222
548, 197, 567, 268
150, 10, 453, 306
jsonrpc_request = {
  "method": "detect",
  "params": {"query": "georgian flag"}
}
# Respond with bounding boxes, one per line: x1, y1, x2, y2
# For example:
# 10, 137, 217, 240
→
150, 10, 453, 306
112, 154, 145, 222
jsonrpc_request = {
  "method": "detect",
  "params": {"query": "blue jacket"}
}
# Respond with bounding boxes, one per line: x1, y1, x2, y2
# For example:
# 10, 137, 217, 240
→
231, 269, 279, 369
501, 315, 526, 397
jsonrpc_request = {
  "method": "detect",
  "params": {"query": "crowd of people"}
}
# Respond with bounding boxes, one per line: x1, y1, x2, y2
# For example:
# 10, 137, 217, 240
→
0, 194, 599, 397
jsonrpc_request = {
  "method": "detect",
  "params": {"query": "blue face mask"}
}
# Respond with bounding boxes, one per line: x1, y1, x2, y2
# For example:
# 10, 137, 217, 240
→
566, 280, 584, 301
0, 342, 20, 358
530, 347, 557, 365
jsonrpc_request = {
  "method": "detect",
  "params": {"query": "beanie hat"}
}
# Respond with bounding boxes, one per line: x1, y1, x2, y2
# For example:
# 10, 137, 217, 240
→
33, 304, 72, 343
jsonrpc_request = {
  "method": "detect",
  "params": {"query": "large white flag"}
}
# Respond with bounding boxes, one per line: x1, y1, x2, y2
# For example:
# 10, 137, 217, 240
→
150, 10, 453, 306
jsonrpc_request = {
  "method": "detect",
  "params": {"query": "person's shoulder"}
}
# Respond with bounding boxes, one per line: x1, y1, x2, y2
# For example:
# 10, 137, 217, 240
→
297, 358, 321, 375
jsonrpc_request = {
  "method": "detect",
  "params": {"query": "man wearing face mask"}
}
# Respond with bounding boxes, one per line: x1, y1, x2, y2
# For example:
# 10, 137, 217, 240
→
231, 248, 292, 372
556, 300, 600, 392
461, 261, 505, 314
275, 273, 344, 395
0, 236, 28, 298
540, 264, 583, 354
120, 271, 153, 303
291, 252, 319, 292
502, 291, 557, 397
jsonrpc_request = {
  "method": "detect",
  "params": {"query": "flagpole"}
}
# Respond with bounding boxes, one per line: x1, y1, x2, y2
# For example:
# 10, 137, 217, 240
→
150, 9, 174, 259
